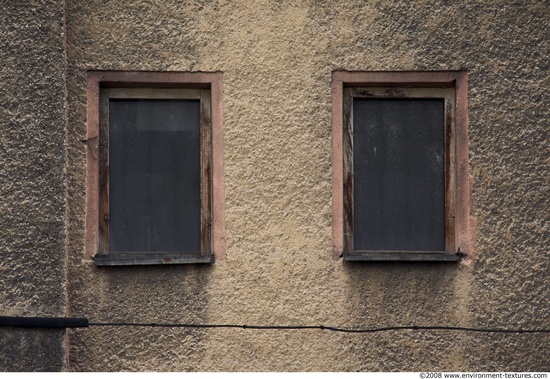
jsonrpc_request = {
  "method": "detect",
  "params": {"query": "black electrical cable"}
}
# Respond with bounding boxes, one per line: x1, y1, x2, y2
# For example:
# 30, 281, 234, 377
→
2, 316, 548, 334
87, 321, 550, 334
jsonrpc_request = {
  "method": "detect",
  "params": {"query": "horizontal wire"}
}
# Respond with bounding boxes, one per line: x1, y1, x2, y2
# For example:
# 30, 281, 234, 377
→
88, 322, 550, 334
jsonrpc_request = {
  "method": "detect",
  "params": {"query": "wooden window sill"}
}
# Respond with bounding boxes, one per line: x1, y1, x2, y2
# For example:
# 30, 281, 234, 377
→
343, 251, 462, 262
94, 253, 214, 266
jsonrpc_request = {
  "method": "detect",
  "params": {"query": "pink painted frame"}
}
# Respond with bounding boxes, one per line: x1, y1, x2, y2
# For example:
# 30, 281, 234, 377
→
85, 71, 226, 262
331, 71, 472, 260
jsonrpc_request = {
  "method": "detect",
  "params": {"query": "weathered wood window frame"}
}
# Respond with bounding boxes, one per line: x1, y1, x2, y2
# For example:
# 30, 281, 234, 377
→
331, 71, 471, 262
86, 71, 226, 266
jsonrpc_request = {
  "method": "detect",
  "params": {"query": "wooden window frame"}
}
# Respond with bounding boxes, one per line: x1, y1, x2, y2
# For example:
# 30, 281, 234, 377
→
331, 71, 471, 262
85, 71, 226, 266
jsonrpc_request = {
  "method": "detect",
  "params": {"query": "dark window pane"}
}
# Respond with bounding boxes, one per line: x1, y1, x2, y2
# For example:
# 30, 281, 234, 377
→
353, 98, 445, 251
109, 99, 201, 253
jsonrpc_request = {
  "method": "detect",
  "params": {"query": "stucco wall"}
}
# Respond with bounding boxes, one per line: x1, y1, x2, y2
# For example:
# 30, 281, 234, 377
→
0, 0, 67, 372
61, 0, 549, 372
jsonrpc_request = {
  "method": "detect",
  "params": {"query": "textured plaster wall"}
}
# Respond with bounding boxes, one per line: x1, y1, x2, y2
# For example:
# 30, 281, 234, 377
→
65, 0, 549, 372
0, 0, 67, 372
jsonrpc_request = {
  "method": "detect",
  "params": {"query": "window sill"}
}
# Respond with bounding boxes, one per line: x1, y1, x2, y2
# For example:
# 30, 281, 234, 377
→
94, 253, 214, 266
343, 251, 462, 262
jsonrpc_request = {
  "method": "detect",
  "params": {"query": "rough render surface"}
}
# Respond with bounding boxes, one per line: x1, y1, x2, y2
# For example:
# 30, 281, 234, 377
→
61, 0, 549, 372
0, 0, 67, 371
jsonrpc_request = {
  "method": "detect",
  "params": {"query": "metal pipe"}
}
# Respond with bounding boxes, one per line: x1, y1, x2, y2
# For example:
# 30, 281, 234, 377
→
0, 316, 89, 329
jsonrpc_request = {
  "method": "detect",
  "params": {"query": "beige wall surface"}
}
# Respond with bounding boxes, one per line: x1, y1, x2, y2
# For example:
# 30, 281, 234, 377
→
60, 0, 549, 372
0, 0, 67, 372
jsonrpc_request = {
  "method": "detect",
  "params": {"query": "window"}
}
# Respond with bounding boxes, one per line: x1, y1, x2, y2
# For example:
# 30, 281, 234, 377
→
331, 71, 471, 261
85, 72, 225, 265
